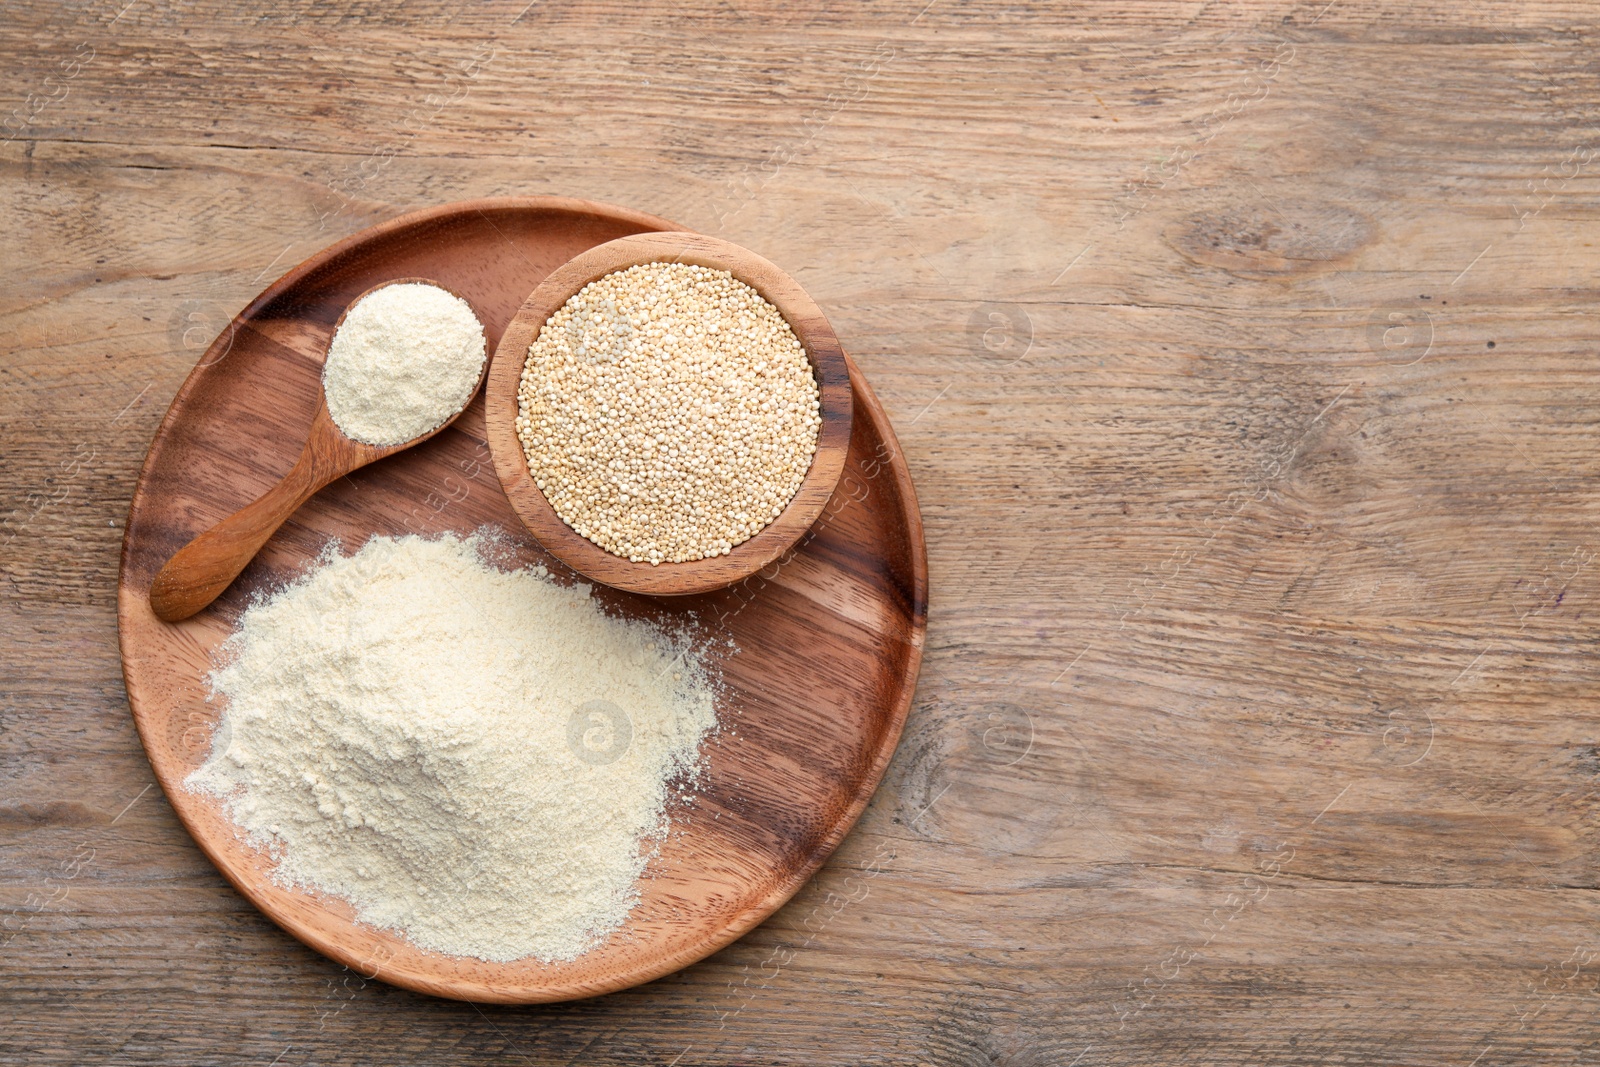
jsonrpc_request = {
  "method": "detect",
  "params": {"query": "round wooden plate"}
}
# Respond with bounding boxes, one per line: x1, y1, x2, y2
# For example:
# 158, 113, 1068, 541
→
116, 197, 928, 1004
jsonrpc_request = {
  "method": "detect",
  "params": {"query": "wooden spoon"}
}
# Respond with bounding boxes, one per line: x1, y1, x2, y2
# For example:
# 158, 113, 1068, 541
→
148, 279, 488, 623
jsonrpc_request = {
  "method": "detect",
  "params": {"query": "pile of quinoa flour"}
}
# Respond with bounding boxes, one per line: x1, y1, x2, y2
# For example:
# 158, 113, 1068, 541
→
187, 532, 718, 963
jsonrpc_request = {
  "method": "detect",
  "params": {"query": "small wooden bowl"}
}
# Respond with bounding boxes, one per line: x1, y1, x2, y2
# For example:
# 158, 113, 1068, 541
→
484, 231, 853, 596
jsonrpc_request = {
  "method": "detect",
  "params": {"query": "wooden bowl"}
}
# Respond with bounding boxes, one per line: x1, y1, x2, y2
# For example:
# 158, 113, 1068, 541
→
484, 231, 853, 596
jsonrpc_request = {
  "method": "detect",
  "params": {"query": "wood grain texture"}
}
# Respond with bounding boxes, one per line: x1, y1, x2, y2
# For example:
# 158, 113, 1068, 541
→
116, 198, 925, 1003
485, 230, 852, 596
7, 0, 1600, 1062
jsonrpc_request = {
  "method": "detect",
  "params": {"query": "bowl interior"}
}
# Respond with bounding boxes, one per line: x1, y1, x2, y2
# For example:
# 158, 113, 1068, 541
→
484, 231, 853, 596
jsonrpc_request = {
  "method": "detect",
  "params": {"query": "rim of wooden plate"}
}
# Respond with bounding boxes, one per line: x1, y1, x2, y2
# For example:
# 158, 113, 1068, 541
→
484, 231, 853, 596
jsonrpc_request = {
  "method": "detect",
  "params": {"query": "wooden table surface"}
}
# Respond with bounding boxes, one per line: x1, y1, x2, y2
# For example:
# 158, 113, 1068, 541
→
5, 1, 1600, 1063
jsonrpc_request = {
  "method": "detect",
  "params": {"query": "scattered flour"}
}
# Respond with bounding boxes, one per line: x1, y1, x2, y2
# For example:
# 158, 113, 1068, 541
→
186, 531, 717, 963
322, 282, 487, 446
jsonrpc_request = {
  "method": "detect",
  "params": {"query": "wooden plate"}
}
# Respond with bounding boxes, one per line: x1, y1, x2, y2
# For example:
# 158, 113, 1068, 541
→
116, 197, 928, 1003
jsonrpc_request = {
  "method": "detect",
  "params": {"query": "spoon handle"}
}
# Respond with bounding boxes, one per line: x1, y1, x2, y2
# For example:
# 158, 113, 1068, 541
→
148, 442, 343, 622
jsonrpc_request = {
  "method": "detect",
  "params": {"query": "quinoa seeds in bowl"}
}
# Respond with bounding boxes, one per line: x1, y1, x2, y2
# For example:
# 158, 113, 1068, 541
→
514, 262, 822, 565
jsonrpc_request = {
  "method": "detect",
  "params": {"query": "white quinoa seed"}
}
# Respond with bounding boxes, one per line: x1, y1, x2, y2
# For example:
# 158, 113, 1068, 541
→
515, 262, 822, 564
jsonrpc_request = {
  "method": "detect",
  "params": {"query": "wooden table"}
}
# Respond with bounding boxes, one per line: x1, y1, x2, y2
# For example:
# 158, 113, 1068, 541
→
4, 1, 1599, 1062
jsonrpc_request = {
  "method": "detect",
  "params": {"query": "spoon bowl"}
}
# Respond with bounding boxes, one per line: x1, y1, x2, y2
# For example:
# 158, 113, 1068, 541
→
147, 278, 488, 622
483, 232, 853, 597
